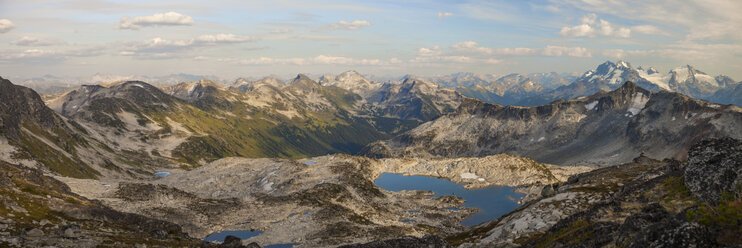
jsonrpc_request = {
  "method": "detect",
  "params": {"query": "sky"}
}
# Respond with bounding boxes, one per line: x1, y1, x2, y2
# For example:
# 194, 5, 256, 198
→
1, 0, 741, 81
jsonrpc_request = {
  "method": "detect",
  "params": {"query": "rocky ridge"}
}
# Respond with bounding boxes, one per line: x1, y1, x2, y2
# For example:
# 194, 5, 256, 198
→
364, 81, 742, 166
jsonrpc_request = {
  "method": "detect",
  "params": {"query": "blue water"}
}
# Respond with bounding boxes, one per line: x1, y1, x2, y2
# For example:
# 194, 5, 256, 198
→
304, 161, 316, 165
374, 173, 524, 226
154, 171, 171, 177
203, 230, 263, 242
265, 244, 297, 248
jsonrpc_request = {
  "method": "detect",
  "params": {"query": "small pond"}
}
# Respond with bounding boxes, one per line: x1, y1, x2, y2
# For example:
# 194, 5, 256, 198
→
153, 171, 171, 177
203, 230, 263, 242
265, 244, 297, 248
374, 173, 524, 226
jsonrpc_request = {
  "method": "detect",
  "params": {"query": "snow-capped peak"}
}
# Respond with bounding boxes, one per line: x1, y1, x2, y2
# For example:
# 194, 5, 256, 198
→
317, 70, 380, 96
582, 60, 631, 85
616, 60, 630, 69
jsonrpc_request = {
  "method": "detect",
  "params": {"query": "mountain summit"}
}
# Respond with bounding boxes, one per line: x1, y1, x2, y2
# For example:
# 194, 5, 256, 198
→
518, 61, 736, 106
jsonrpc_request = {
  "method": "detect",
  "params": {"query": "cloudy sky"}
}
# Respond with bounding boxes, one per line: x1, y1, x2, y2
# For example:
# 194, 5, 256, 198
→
1, 0, 741, 80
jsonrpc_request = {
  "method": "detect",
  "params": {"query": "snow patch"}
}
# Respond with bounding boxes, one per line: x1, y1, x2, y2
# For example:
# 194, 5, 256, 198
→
708, 104, 720, 109
695, 73, 718, 87
608, 69, 624, 84
637, 68, 671, 91
626, 92, 649, 116
585, 101, 598, 111
461, 172, 479, 179
133, 84, 144, 88
188, 83, 197, 95
538, 137, 546, 142
263, 182, 274, 191
276, 109, 302, 120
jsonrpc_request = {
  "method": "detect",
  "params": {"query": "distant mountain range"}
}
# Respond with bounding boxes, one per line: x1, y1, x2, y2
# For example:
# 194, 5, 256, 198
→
517, 61, 739, 106
13, 73, 231, 95
14, 60, 740, 109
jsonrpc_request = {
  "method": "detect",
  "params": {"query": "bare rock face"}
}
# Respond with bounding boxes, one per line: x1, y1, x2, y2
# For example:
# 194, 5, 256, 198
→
365, 78, 465, 122
683, 138, 742, 204
0, 76, 66, 139
625, 215, 715, 248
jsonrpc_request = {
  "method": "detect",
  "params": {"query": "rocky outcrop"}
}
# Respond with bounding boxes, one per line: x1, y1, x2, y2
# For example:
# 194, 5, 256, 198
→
450, 154, 671, 247
458, 138, 741, 248
163, 78, 224, 102
0, 77, 103, 179
0, 161, 206, 247
684, 138, 742, 204
339, 235, 451, 248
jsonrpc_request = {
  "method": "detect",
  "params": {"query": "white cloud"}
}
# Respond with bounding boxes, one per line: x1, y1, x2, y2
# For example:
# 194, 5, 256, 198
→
450, 41, 539, 56
484, 58, 503, 64
11, 36, 65, 46
602, 43, 742, 61
417, 45, 443, 56
438, 12, 454, 19
117, 12, 194, 30
542, 46, 592, 57
550, 0, 742, 42
328, 20, 373, 30
0, 19, 15, 33
412, 41, 590, 66
559, 14, 630, 38
448, 41, 588, 57
631, 25, 668, 35
581, 13, 597, 25
120, 34, 254, 58
409, 55, 473, 63
195, 34, 255, 43
495, 47, 538, 56
559, 24, 594, 37
0, 46, 104, 62
238, 55, 399, 66
270, 29, 291, 34
450, 41, 493, 54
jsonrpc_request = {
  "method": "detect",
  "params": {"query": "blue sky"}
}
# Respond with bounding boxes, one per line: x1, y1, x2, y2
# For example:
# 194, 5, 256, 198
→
1, 0, 741, 80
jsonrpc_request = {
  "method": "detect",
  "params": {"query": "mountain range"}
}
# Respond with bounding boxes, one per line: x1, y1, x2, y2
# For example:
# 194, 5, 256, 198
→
1, 60, 741, 247
517, 61, 739, 106
363, 81, 742, 166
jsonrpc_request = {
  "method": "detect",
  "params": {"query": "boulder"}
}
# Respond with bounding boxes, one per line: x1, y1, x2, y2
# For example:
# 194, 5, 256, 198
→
61, 224, 82, 238
21, 227, 44, 238
683, 138, 742, 204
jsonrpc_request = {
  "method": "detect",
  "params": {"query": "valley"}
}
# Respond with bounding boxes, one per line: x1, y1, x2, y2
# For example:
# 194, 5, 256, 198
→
1, 59, 741, 247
